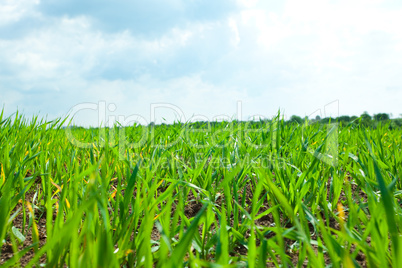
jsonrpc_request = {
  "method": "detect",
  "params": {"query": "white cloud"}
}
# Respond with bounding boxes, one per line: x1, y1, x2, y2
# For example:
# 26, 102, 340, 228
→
1, 16, 198, 84
0, 0, 40, 26
1, 0, 402, 123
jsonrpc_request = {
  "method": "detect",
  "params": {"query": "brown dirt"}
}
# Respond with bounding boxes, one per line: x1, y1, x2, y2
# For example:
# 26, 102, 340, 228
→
1, 190, 48, 267
1, 172, 372, 267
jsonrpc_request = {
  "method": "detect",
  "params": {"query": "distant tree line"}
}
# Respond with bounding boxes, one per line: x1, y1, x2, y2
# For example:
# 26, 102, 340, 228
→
288, 112, 402, 128
145, 112, 401, 129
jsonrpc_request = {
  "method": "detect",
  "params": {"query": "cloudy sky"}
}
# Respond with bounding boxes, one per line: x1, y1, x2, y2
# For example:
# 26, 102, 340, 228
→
1, 0, 401, 126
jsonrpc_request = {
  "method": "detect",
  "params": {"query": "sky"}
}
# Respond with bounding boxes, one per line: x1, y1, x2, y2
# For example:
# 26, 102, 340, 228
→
1, 0, 402, 126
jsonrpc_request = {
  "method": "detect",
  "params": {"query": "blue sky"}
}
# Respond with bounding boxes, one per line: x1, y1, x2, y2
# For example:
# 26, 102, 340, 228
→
1, 0, 402, 126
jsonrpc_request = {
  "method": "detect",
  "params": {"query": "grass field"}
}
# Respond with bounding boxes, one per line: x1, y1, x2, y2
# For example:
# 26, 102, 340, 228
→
1, 110, 402, 267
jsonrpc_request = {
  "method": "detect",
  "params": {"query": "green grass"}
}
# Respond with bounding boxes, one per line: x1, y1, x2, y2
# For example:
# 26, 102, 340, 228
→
0, 111, 401, 267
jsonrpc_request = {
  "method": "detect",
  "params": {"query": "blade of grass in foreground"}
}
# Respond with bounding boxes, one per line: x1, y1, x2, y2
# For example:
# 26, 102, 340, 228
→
167, 205, 207, 267
373, 160, 399, 266
24, 198, 97, 268
0, 185, 11, 257
216, 206, 229, 265
365, 134, 399, 267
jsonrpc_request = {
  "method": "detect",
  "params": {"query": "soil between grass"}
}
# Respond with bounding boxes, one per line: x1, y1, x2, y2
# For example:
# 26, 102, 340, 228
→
1, 176, 370, 267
